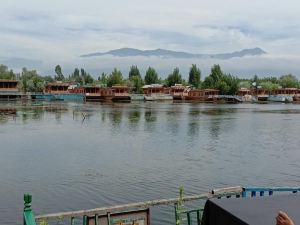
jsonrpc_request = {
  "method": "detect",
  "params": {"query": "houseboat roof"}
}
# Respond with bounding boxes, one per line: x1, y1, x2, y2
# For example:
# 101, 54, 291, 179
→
239, 87, 250, 91
203, 88, 219, 92
171, 84, 186, 89
112, 85, 129, 89
46, 82, 73, 87
275, 87, 299, 90
142, 84, 164, 89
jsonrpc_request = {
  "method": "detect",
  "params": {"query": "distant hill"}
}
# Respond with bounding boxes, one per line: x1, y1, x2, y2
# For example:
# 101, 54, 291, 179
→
80, 47, 267, 59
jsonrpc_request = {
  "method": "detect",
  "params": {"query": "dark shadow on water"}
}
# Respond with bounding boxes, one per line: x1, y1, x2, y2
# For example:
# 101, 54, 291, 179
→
144, 110, 157, 132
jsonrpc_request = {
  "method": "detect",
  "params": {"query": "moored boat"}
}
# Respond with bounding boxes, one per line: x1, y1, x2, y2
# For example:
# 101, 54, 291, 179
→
267, 95, 293, 103
171, 84, 186, 100
130, 94, 145, 101
182, 88, 219, 102
111, 85, 131, 102
143, 84, 173, 101
43, 82, 85, 101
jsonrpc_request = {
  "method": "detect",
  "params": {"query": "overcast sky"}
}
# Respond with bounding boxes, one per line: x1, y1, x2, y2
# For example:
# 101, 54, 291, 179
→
1, 0, 300, 77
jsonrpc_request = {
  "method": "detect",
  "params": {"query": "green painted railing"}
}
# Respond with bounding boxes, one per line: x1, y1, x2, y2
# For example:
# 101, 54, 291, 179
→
23, 194, 37, 225
23, 186, 300, 225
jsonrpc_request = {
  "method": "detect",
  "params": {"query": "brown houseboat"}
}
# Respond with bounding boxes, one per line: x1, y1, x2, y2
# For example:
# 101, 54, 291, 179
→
0, 80, 20, 100
271, 88, 300, 102
143, 84, 172, 101
171, 84, 186, 100
183, 88, 219, 102
84, 86, 113, 101
111, 86, 131, 102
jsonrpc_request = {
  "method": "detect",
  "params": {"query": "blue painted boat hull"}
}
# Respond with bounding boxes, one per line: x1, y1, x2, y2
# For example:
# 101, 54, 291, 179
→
32, 93, 85, 101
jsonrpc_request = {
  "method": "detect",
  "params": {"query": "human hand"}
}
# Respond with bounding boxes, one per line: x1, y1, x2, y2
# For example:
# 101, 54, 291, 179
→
276, 211, 295, 225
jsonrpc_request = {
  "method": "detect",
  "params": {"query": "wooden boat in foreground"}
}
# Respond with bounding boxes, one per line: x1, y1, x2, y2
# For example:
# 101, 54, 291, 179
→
24, 186, 300, 225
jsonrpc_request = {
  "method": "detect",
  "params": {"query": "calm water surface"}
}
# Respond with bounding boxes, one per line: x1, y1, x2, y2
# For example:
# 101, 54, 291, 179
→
1, 101, 300, 225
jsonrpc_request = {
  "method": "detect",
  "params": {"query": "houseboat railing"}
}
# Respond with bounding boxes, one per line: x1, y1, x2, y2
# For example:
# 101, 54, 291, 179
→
176, 187, 300, 225
24, 186, 300, 225
23, 194, 37, 225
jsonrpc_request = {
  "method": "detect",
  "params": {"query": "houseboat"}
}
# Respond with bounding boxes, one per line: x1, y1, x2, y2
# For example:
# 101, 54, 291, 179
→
267, 95, 293, 103
36, 82, 85, 101
143, 84, 173, 101
238, 88, 256, 102
84, 86, 113, 101
0, 80, 20, 100
171, 84, 186, 100
182, 88, 219, 102
254, 87, 269, 101
268, 88, 298, 102
111, 85, 131, 102
130, 94, 145, 101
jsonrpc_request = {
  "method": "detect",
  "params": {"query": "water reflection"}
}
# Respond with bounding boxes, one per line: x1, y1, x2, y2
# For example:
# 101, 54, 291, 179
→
128, 110, 141, 124
128, 110, 141, 131
166, 110, 180, 136
109, 110, 122, 127
2, 101, 300, 225
144, 110, 157, 132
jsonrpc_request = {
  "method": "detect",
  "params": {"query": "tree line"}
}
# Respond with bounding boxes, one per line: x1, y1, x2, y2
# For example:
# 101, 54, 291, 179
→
0, 64, 299, 95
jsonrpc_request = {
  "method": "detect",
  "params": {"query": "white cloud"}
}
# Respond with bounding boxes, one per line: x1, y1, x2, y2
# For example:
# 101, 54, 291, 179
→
0, 0, 300, 76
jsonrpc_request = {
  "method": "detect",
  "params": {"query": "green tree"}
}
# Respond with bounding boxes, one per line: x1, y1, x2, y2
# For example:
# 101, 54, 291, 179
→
210, 64, 223, 83
129, 65, 141, 79
98, 72, 108, 86
0, 64, 16, 80
167, 67, 182, 87
20, 67, 44, 92
54, 65, 64, 81
69, 68, 82, 84
279, 74, 299, 88
188, 64, 201, 88
239, 80, 251, 89
203, 64, 224, 89
80, 68, 94, 85
203, 64, 238, 95
129, 75, 144, 93
107, 68, 123, 87
260, 81, 279, 94
144, 67, 159, 84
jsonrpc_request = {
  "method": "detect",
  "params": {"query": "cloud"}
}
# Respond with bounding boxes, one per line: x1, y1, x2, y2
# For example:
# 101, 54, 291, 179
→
0, 0, 300, 75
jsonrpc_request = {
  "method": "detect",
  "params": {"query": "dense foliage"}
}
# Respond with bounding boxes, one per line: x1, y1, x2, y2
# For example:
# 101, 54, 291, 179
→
188, 64, 201, 88
144, 67, 159, 85
0, 63, 299, 94
202, 64, 239, 95
107, 68, 123, 87
166, 67, 182, 87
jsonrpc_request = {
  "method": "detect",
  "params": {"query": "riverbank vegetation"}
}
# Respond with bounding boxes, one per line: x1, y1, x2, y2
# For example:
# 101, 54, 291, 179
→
0, 64, 299, 94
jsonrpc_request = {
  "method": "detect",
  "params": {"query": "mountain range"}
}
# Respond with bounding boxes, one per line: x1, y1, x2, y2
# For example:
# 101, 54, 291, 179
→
80, 47, 267, 59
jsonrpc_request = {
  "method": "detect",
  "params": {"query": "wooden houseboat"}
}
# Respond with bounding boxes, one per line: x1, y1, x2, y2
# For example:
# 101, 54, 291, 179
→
267, 88, 298, 103
183, 88, 219, 102
84, 86, 113, 101
273, 88, 299, 102
0, 80, 20, 100
171, 84, 186, 100
111, 85, 131, 102
238, 88, 256, 102
38, 82, 85, 101
254, 88, 269, 101
143, 84, 172, 101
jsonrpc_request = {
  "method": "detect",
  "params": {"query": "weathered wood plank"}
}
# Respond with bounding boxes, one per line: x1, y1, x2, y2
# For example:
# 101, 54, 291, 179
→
36, 186, 243, 221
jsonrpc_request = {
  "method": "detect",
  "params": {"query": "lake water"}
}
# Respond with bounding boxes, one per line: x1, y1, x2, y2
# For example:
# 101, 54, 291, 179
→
1, 101, 300, 225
